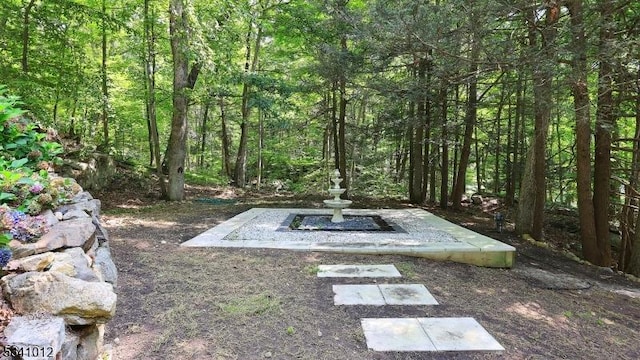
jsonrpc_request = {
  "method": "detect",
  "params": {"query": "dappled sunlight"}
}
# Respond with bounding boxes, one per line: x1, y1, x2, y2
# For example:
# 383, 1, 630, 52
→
473, 287, 496, 296
506, 302, 571, 329
112, 325, 160, 360
103, 216, 180, 229
304, 253, 323, 263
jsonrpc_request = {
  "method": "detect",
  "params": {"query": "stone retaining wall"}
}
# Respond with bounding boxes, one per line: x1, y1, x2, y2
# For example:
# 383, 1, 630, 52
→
1, 191, 117, 360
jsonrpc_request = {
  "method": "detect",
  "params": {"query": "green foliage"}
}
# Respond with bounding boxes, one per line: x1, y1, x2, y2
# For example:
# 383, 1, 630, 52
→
0, 88, 63, 171
0, 88, 78, 214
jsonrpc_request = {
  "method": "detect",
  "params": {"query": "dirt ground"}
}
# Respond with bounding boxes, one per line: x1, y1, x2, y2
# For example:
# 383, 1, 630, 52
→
97, 184, 640, 360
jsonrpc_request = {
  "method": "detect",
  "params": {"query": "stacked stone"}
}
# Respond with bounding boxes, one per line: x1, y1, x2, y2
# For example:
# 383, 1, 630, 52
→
1, 190, 117, 360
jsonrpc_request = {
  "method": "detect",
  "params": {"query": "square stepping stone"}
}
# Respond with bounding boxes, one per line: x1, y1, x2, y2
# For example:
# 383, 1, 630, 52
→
379, 284, 439, 305
333, 285, 385, 305
361, 318, 436, 351
317, 264, 401, 278
417, 317, 505, 351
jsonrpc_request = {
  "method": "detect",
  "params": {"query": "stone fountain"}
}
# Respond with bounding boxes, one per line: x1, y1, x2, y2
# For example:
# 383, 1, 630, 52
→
323, 169, 353, 223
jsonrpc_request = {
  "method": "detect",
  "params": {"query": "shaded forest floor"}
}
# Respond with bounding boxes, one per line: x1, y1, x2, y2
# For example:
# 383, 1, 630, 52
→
95, 177, 640, 360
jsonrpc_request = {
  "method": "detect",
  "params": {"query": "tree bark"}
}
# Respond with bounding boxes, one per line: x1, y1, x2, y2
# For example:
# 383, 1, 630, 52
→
166, 0, 197, 201
409, 60, 425, 204
440, 85, 449, 209
144, 0, 165, 195
234, 22, 262, 187
21, 0, 36, 73
100, 0, 109, 146
516, 2, 559, 239
567, 0, 599, 263
219, 94, 232, 178
451, 43, 478, 209
337, 34, 349, 193
199, 100, 210, 168
592, 0, 615, 266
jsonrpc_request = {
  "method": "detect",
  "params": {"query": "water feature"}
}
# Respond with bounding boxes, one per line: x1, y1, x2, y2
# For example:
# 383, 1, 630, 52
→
323, 169, 353, 223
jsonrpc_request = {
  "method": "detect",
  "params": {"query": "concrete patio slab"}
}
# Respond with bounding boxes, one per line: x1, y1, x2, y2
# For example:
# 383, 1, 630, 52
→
332, 284, 386, 305
417, 317, 505, 351
379, 284, 439, 305
333, 284, 438, 305
361, 318, 436, 351
361, 317, 504, 352
317, 264, 401, 278
181, 208, 516, 268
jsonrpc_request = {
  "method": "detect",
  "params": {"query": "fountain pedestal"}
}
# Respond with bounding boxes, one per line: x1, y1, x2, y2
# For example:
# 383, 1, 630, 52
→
323, 169, 352, 223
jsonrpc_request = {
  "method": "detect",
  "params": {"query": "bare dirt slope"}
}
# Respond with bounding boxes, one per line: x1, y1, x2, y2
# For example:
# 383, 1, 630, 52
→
98, 185, 640, 360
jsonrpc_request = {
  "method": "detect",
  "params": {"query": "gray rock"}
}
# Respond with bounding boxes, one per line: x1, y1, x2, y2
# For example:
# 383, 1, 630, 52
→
61, 329, 80, 360
49, 247, 101, 282
1, 271, 117, 325
41, 209, 59, 227
33, 217, 96, 253
56, 199, 101, 218
95, 246, 118, 286
63, 209, 90, 220
4, 315, 65, 360
8, 240, 37, 259
77, 324, 104, 360
92, 215, 110, 244
73, 191, 94, 203
4, 252, 55, 272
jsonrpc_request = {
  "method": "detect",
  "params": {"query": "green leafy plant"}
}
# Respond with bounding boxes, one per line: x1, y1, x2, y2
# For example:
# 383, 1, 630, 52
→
285, 326, 296, 335
0, 89, 76, 214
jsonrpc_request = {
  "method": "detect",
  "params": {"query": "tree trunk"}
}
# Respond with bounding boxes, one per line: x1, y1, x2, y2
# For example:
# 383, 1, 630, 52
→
144, 0, 165, 195
626, 65, 640, 275
166, 0, 197, 201
257, 108, 263, 188
567, 0, 598, 261
409, 97, 424, 204
21, 0, 36, 73
337, 35, 349, 193
234, 23, 262, 187
199, 100, 210, 168
101, 0, 109, 147
409, 59, 426, 204
516, 2, 559, 239
331, 84, 339, 171
219, 94, 232, 178
494, 86, 505, 194
451, 47, 478, 209
592, 0, 615, 266
440, 85, 449, 209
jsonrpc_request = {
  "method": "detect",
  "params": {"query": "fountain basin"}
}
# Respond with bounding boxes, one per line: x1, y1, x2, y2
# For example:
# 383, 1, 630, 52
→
323, 199, 353, 209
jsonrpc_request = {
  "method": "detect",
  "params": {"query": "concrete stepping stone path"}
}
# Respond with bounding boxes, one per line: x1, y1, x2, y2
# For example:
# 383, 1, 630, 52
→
318, 264, 504, 353
361, 317, 505, 352
333, 284, 438, 306
317, 264, 401, 278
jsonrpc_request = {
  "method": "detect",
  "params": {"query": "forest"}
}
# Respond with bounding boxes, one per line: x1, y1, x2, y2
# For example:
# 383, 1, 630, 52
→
1, 0, 640, 274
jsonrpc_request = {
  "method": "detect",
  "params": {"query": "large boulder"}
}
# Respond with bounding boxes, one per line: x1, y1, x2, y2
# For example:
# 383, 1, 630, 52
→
56, 199, 101, 218
4, 315, 66, 360
1, 271, 116, 325
4, 252, 55, 272
8, 218, 96, 259
35, 217, 96, 253
50, 247, 102, 282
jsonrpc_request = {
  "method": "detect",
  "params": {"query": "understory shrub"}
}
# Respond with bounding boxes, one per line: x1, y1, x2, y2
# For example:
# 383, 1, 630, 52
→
0, 87, 75, 267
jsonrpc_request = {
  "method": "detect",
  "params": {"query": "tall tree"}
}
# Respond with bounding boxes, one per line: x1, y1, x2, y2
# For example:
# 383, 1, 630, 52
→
592, 0, 615, 266
516, 1, 559, 240
234, 13, 262, 187
144, 0, 165, 195
567, 0, 599, 265
100, 0, 109, 147
166, 0, 200, 200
